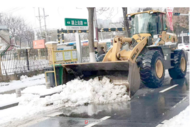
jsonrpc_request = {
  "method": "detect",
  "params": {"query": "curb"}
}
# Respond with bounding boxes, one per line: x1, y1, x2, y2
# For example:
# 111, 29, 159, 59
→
0, 91, 60, 110
0, 101, 19, 110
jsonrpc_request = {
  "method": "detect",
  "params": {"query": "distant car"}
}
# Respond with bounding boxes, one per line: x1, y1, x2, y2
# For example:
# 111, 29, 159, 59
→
178, 43, 189, 51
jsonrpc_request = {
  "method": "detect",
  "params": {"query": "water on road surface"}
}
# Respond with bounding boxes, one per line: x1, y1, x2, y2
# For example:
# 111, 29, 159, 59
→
28, 70, 189, 127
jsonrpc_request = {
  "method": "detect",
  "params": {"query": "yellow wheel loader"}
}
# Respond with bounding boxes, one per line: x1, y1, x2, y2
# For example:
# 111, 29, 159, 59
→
62, 10, 187, 97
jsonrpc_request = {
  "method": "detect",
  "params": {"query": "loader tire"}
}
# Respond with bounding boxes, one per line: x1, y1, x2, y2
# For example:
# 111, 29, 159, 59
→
168, 50, 187, 79
140, 50, 165, 88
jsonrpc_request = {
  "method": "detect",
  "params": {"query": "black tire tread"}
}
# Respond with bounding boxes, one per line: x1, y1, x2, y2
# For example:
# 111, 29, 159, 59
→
168, 50, 187, 79
140, 50, 165, 88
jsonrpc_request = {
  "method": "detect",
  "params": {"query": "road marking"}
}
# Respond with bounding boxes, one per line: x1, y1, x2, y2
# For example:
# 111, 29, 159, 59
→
159, 85, 178, 93
172, 97, 187, 109
84, 116, 111, 127
100, 116, 111, 121
85, 122, 99, 127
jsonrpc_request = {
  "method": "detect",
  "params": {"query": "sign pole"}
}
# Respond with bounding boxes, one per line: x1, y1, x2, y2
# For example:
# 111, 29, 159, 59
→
189, 9, 190, 45
87, 7, 96, 63
182, 31, 184, 44
188, 10, 190, 104
101, 30, 103, 40
75, 30, 82, 63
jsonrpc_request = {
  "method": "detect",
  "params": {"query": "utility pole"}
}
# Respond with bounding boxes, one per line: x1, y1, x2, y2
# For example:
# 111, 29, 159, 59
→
94, 8, 99, 41
101, 30, 103, 40
181, 31, 184, 44
189, 8, 190, 45
87, 7, 96, 62
43, 8, 48, 41
37, 8, 42, 39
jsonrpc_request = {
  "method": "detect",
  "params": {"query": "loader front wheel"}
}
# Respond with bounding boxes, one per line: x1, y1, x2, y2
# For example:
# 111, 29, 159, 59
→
140, 50, 165, 88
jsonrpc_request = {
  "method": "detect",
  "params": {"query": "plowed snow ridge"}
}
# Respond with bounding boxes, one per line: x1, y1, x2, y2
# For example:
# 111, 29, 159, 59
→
0, 77, 130, 126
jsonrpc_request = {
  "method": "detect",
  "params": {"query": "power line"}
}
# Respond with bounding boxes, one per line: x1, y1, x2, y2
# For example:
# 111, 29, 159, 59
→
3, 7, 18, 13
37, 8, 42, 39
57, 7, 64, 28
9, 7, 25, 14
34, 8, 49, 40
6, 7, 22, 13
1, 7, 25, 15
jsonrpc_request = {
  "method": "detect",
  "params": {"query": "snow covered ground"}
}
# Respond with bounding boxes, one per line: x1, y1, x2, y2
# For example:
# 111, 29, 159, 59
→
0, 77, 130, 126
157, 106, 190, 127
21, 85, 63, 96
0, 74, 45, 93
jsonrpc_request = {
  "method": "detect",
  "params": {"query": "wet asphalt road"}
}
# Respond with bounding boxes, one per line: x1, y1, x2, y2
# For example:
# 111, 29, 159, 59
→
29, 70, 189, 127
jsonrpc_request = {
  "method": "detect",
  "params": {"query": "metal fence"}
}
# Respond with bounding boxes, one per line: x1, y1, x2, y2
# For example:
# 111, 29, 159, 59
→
0, 48, 49, 76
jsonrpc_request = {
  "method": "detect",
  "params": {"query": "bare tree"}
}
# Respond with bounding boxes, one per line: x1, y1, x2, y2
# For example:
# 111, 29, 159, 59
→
96, 7, 111, 15
0, 13, 34, 47
22, 27, 35, 47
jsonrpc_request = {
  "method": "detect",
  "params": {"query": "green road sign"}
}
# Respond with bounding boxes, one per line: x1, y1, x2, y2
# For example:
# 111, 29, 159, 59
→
65, 18, 88, 26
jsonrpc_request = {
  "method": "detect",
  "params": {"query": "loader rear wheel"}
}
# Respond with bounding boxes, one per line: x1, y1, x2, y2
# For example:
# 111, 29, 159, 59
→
140, 50, 165, 88
168, 50, 187, 79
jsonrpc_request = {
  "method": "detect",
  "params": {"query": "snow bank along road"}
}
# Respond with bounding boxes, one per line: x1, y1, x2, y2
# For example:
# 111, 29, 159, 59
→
26, 69, 189, 127
0, 66, 189, 127
0, 74, 45, 94
0, 77, 130, 127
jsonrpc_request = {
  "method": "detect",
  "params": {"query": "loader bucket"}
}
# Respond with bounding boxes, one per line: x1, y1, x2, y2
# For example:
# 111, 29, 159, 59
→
62, 61, 141, 97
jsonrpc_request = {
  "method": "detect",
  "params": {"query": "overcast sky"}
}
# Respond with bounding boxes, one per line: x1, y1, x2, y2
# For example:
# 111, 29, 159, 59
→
0, 7, 167, 31
0, 7, 125, 31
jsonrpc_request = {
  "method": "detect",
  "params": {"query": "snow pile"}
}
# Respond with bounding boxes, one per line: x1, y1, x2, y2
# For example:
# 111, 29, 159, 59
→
0, 93, 17, 104
0, 104, 56, 126
0, 77, 130, 126
21, 85, 63, 95
157, 106, 190, 127
19, 77, 130, 107
20, 75, 28, 80
61, 77, 129, 105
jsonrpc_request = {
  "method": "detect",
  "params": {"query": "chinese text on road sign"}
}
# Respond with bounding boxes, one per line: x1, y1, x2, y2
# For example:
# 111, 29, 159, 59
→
65, 18, 88, 26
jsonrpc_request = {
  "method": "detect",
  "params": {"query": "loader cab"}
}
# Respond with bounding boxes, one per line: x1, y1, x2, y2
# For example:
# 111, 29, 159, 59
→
128, 11, 167, 37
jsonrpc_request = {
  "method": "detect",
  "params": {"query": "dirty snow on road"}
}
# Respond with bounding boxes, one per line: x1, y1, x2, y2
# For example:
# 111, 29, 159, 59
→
0, 77, 130, 126
157, 106, 190, 127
